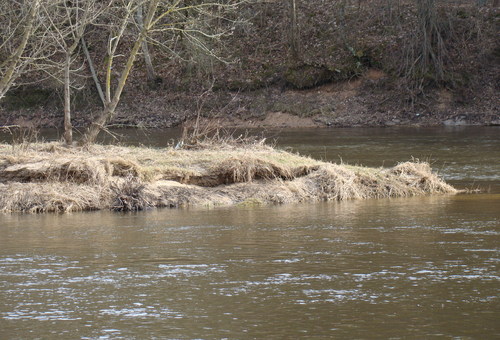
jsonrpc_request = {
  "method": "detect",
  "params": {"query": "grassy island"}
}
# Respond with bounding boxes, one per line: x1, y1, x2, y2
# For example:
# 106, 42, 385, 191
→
0, 140, 457, 213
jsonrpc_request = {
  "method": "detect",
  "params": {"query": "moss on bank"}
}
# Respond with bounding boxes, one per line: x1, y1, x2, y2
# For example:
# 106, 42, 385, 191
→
0, 141, 457, 213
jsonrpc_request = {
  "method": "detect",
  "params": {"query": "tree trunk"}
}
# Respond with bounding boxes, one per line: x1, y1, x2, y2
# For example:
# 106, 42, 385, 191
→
81, 106, 113, 145
63, 54, 73, 145
288, 0, 300, 62
82, 37, 106, 106
136, 4, 157, 83
142, 39, 156, 83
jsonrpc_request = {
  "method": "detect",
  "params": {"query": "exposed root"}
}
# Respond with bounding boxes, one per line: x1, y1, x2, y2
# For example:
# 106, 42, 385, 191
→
111, 175, 155, 212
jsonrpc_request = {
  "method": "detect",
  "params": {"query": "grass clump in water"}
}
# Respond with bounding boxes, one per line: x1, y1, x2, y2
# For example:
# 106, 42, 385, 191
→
0, 140, 457, 213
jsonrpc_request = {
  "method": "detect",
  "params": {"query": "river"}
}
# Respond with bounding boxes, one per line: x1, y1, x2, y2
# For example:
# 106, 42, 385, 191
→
1, 126, 499, 338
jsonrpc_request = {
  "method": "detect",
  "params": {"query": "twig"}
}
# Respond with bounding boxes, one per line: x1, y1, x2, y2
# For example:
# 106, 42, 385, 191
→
0, 125, 21, 134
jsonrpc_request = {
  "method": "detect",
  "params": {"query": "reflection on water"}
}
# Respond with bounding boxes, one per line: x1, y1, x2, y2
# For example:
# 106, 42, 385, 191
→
0, 127, 499, 338
1, 194, 499, 338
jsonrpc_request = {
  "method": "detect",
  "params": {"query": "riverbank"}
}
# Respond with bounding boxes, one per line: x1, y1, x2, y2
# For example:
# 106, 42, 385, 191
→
0, 140, 457, 213
1, 2, 498, 130
2, 66, 498, 130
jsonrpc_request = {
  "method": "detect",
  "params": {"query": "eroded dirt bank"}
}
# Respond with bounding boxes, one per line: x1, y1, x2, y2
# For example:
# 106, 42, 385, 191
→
3, 66, 498, 131
0, 141, 457, 213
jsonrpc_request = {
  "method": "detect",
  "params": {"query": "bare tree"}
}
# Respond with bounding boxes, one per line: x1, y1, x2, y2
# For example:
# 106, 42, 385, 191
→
80, 0, 242, 145
79, 0, 145, 145
400, 0, 449, 102
0, 0, 41, 101
39, 0, 110, 145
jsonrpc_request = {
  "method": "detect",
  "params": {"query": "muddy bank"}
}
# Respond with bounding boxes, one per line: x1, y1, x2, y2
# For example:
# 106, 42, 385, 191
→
2, 67, 498, 130
0, 140, 457, 213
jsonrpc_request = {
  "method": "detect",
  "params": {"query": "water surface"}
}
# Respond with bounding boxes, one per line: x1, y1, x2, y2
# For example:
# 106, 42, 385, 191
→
1, 127, 499, 338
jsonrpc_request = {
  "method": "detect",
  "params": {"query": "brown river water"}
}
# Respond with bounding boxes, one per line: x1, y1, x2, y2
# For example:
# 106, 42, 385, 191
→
0, 127, 499, 338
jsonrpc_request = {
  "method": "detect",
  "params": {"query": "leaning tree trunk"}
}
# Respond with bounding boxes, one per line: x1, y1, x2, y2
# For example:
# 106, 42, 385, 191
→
80, 29, 149, 145
80, 0, 160, 145
82, 37, 106, 106
0, 0, 40, 101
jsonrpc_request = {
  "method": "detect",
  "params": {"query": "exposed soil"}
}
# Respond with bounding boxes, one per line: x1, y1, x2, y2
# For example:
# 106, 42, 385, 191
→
3, 67, 498, 131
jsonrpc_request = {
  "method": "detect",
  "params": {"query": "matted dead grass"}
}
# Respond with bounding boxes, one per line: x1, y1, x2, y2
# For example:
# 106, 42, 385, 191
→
0, 142, 457, 213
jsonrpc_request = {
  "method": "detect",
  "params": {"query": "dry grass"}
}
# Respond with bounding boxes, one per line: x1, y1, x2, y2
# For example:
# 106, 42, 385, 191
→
0, 182, 107, 213
0, 142, 457, 213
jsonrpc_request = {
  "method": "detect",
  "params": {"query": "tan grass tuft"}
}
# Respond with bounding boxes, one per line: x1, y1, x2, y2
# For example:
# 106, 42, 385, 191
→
108, 158, 141, 178
0, 182, 108, 213
389, 162, 457, 194
0, 158, 109, 185
215, 157, 293, 184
